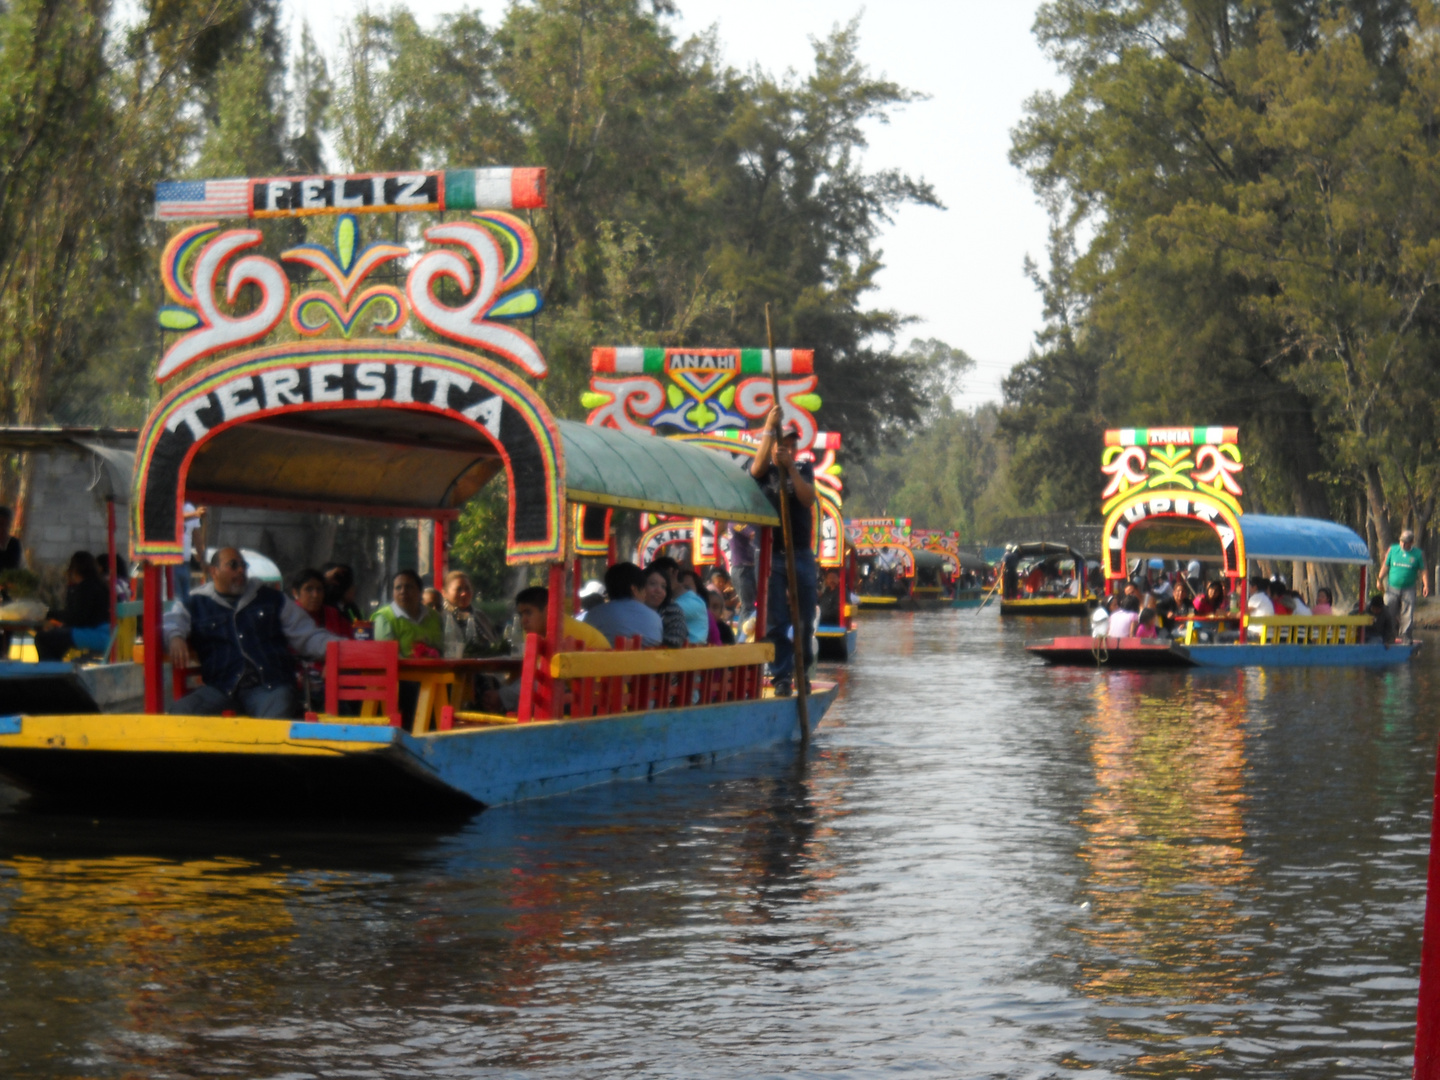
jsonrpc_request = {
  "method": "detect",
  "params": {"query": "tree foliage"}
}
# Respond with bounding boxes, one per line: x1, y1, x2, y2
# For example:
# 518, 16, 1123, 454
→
1005, 0, 1440, 556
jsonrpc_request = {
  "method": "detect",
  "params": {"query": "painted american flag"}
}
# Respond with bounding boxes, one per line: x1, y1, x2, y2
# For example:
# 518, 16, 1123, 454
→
154, 178, 251, 220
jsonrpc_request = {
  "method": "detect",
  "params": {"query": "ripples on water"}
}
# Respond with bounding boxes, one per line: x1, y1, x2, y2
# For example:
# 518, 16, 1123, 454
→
0, 613, 1434, 1078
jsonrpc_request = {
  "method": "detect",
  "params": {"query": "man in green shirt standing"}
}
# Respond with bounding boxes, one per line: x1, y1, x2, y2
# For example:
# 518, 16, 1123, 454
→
1379, 529, 1429, 644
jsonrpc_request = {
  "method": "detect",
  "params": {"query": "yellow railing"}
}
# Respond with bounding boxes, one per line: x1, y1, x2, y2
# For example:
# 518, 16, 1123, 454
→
549, 642, 772, 680
1246, 615, 1372, 645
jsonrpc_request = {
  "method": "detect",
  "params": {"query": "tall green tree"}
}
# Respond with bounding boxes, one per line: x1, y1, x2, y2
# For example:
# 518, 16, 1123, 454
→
329, 3, 942, 453
1008, 0, 1440, 554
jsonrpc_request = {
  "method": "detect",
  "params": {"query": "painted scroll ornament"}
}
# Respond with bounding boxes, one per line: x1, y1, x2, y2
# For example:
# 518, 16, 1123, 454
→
406, 214, 547, 377
155, 225, 290, 382
582, 378, 667, 433
734, 377, 819, 449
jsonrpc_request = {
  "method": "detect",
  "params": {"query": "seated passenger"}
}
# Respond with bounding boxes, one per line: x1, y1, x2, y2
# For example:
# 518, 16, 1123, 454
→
487, 585, 610, 713
1268, 578, 1293, 615
164, 547, 340, 718
35, 551, 112, 660
1108, 595, 1141, 637
646, 556, 690, 647
1247, 576, 1275, 617
1134, 608, 1160, 639
321, 563, 364, 626
674, 567, 710, 644
1367, 593, 1395, 646
440, 569, 501, 658
1194, 579, 1226, 616
1312, 588, 1334, 615
577, 580, 607, 617
289, 568, 354, 637
1024, 563, 1045, 595
514, 585, 610, 652
422, 586, 443, 612
289, 567, 353, 707
818, 567, 843, 625
708, 567, 739, 619
372, 569, 445, 657
705, 587, 736, 644
583, 562, 664, 647
1287, 587, 1312, 616
98, 553, 131, 603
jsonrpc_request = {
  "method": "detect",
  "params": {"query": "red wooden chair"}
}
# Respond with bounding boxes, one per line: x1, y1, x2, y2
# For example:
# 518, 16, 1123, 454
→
171, 661, 204, 708
324, 639, 401, 726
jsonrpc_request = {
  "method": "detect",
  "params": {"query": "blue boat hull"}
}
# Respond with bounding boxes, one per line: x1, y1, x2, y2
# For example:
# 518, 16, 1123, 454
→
1183, 642, 1418, 667
0, 686, 838, 815
1028, 635, 1418, 668
404, 683, 838, 806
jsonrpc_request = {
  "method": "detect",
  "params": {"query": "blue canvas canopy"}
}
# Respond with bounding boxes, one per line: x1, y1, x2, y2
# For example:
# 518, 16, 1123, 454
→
1125, 512, 1372, 566
1240, 514, 1371, 566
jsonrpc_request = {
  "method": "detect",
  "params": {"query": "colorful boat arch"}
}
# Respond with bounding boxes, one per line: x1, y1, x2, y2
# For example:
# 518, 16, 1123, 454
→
1102, 489, 1246, 581
131, 341, 565, 564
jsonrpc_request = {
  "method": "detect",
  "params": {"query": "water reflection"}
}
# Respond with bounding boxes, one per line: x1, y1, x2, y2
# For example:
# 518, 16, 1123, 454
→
0, 616, 1433, 1078
1074, 672, 1256, 1003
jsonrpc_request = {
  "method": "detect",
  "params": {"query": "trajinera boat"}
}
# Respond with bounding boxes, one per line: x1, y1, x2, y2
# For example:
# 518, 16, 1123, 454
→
998, 541, 1099, 616
581, 354, 859, 662
1028, 426, 1415, 667
847, 519, 968, 610
0, 166, 836, 813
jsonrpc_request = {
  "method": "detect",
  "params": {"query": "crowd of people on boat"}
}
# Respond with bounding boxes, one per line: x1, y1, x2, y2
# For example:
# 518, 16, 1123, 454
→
1088, 555, 1415, 645
109, 406, 821, 717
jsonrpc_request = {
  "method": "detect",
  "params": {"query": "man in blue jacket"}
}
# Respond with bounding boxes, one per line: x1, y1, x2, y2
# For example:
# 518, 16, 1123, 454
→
163, 547, 340, 717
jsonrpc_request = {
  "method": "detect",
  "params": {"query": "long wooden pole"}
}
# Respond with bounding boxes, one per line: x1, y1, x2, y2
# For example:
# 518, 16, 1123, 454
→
765, 303, 810, 746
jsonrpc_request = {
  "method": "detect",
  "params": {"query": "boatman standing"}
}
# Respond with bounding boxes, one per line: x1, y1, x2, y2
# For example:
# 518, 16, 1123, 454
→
749, 406, 817, 697
1379, 529, 1429, 644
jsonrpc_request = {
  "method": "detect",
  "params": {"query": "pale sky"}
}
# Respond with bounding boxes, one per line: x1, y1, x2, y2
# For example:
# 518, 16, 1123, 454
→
294, 1, 1063, 410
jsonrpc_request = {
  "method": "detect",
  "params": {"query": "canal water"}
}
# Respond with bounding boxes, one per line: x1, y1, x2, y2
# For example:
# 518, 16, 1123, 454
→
0, 612, 1434, 1078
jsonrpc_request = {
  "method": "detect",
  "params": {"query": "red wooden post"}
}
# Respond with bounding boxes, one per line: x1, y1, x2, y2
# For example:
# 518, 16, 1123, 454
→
517, 632, 540, 722
142, 563, 164, 714
546, 562, 564, 645
756, 527, 772, 642
432, 518, 445, 590
106, 497, 118, 661
1416, 736, 1440, 1079
572, 556, 582, 612
607, 535, 617, 567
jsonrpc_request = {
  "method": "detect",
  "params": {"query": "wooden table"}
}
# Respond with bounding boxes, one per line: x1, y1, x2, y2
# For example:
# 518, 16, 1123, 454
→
399, 657, 524, 734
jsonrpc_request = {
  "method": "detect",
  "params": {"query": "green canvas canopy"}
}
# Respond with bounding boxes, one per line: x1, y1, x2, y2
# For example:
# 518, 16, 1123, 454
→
559, 420, 778, 526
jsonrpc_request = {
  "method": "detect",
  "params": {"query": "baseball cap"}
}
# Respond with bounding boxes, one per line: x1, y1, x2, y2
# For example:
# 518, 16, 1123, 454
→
578, 580, 606, 599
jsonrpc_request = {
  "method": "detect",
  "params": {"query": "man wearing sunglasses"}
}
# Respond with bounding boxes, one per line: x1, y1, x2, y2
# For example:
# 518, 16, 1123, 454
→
163, 546, 340, 718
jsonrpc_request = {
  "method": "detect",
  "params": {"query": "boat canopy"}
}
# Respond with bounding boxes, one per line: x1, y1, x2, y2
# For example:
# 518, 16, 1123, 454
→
954, 551, 990, 573
1006, 542, 1089, 564
558, 421, 777, 526
177, 411, 776, 526
913, 549, 950, 572
1237, 514, 1371, 566
1121, 513, 1370, 567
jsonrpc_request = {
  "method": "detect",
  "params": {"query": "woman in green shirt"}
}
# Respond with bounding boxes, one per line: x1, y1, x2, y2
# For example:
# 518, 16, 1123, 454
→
372, 569, 445, 657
